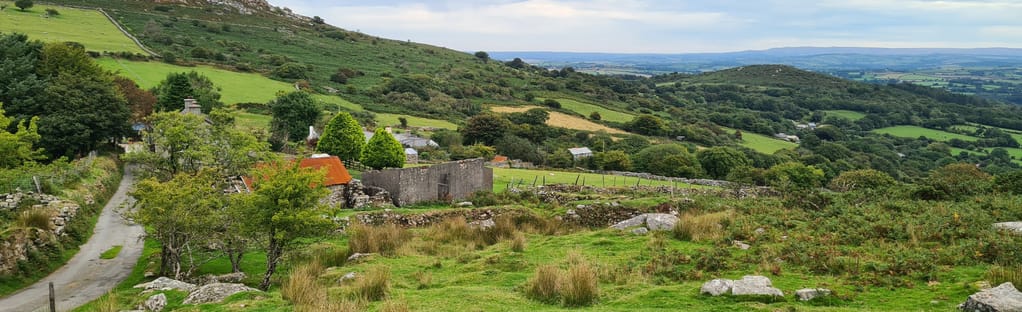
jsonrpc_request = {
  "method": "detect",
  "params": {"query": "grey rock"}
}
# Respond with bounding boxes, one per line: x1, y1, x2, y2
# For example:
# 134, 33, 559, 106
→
197, 272, 247, 284
339, 272, 357, 283
993, 222, 1022, 235
347, 252, 374, 263
731, 275, 783, 297
469, 218, 496, 229
755, 227, 766, 235
700, 279, 733, 296
795, 288, 832, 301
645, 213, 679, 231
576, 204, 587, 209
182, 283, 259, 305
733, 240, 751, 250
455, 201, 473, 207
610, 214, 647, 230
631, 227, 649, 235
143, 293, 167, 312
960, 282, 1022, 312
133, 277, 197, 293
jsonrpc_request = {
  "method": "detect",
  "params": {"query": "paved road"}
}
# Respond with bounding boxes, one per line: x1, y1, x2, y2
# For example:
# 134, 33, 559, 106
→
0, 166, 144, 312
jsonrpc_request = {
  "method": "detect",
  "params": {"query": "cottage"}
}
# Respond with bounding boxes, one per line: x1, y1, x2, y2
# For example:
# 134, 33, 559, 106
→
568, 147, 593, 160
405, 148, 419, 164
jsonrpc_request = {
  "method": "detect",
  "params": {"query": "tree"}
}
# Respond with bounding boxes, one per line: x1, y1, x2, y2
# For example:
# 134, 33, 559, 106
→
474, 51, 489, 63
633, 144, 700, 177
628, 114, 665, 136
495, 135, 541, 164
994, 170, 1022, 195
44, 8, 58, 16
697, 147, 751, 179
113, 76, 156, 123
269, 91, 320, 143
242, 161, 332, 290
828, 169, 896, 192
398, 117, 408, 128
508, 108, 549, 125
0, 102, 44, 168
14, 0, 31, 11
362, 128, 405, 169
271, 62, 309, 80
125, 112, 212, 181
765, 162, 825, 189
312, 16, 324, 24
594, 150, 631, 171
132, 171, 223, 279
589, 111, 602, 121
317, 111, 365, 162
152, 72, 223, 113
543, 99, 561, 109
462, 113, 510, 146
919, 163, 991, 200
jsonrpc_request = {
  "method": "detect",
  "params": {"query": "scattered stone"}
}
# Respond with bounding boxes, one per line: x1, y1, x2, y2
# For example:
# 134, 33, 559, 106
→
700, 279, 733, 296
347, 252, 374, 263
469, 218, 496, 229
134, 277, 197, 293
733, 240, 751, 250
576, 204, 587, 209
993, 222, 1022, 235
610, 214, 647, 230
338, 272, 357, 283
754, 227, 766, 235
631, 227, 649, 235
645, 213, 679, 231
960, 282, 1022, 312
731, 275, 784, 297
455, 201, 473, 207
182, 283, 259, 305
143, 271, 156, 278
143, 293, 167, 312
795, 288, 832, 301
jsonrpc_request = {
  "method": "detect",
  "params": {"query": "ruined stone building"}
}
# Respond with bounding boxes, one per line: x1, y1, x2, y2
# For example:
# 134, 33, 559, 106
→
362, 158, 493, 207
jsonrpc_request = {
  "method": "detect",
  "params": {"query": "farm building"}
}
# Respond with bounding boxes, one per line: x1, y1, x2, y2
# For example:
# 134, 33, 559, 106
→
568, 147, 593, 160
405, 148, 419, 164
362, 158, 493, 207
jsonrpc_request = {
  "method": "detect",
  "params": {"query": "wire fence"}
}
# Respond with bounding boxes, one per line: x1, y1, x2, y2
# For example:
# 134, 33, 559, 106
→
0, 152, 97, 194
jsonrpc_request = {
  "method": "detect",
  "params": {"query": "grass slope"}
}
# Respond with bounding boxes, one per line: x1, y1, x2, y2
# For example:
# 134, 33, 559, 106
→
538, 97, 635, 123
492, 167, 697, 192
822, 110, 866, 121
376, 113, 459, 130
873, 126, 979, 142
491, 106, 627, 134
0, 2, 145, 54
722, 127, 797, 154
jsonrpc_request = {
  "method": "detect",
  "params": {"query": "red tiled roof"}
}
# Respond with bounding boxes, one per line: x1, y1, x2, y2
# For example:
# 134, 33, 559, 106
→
492, 155, 509, 162
299, 156, 353, 186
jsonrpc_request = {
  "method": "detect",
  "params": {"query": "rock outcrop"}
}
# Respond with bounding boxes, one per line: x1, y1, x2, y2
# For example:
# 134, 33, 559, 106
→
700, 276, 783, 298
960, 282, 1022, 312
182, 283, 259, 304
133, 277, 198, 293
143, 293, 167, 312
796, 288, 832, 301
610, 213, 678, 231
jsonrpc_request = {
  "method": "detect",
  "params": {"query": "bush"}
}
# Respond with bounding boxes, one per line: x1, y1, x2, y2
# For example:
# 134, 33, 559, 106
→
920, 163, 992, 200
351, 266, 390, 301
562, 263, 599, 307
589, 111, 601, 120
272, 62, 310, 80
44, 8, 58, 16
526, 265, 561, 303
828, 169, 897, 192
347, 223, 409, 255
317, 112, 365, 162
543, 99, 561, 109
362, 128, 405, 169
994, 170, 1022, 194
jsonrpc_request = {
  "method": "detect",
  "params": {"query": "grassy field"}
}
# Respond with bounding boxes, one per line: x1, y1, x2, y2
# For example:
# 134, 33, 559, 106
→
491, 106, 628, 134
721, 128, 797, 154
96, 58, 362, 111
0, 2, 146, 54
873, 126, 979, 142
822, 110, 866, 121
538, 98, 635, 123
376, 113, 458, 130
492, 167, 699, 193
983, 147, 1022, 160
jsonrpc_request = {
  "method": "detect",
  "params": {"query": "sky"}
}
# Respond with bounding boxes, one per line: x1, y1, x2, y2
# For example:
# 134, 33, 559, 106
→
268, 0, 1022, 53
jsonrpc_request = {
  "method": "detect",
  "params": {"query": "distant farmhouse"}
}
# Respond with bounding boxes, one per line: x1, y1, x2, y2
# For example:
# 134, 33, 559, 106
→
568, 147, 593, 160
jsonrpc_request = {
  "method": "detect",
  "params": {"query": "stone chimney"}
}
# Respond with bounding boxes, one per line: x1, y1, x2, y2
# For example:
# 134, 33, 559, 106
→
181, 98, 202, 115
306, 126, 320, 149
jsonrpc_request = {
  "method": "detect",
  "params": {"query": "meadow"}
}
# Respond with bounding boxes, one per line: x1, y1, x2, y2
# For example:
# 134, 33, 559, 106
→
0, 2, 146, 54
537, 97, 635, 123
873, 126, 979, 142
492, 167, 695, 192
822, 110, 866, 121
722, 128, 797, 154
376, 113, 459, 130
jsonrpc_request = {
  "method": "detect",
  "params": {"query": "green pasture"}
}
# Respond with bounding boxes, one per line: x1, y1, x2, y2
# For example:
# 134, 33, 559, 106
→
538, 97, 635, 123
722, 128, 798, 154
0, 2, 146, 54
873, 126, 979, 142
492, 167, 701, 193
822, 110, 866, 121
376, 113, 458, 130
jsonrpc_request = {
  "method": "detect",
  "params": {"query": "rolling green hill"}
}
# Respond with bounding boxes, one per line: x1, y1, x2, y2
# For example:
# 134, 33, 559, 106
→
0, 1, 146, 53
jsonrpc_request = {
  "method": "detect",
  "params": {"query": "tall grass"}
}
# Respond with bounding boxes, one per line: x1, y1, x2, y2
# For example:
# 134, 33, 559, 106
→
380, 300, 411, 312
526, 265, 561, 304
351, 266, 390, 301
348, 223, 410, 255
987, 265, 1022, 288
509, 231, 527, 252
282, 261, 326, 311
16, 208, 53, 230
562, 263, 599, 307
673, 210, 733, 241
94, 291, 119, 312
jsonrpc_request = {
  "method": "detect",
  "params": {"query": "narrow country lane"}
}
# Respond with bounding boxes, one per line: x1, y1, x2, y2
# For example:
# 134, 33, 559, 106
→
0, 166, 144, 312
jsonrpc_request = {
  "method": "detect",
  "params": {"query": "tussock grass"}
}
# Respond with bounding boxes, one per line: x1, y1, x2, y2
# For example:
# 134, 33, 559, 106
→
16, 208, 52, 230
526, 265, 561, 304
351, 266, 390, 301
673, 210, 733, 242
282, 261, 327, 311
412, 270, 432, 289
987, 265, 1022, 287
509, 231, 527, 252
380, 300, 411, 312
562, 262, 599, 307
94, 291, 119, 312
348, 223, 410, 255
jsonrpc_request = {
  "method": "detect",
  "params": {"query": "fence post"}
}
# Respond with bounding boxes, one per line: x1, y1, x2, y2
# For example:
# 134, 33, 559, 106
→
33, 176, 41, 194
49, 281, 56, 312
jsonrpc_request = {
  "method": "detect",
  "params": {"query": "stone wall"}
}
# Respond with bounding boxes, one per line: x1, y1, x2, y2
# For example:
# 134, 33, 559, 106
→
0, 192, 82, 274
362, 158, 493, 207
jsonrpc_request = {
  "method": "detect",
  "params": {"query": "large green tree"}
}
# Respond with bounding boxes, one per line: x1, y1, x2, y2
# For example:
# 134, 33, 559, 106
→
362, 128, 405, 169
697, 147, 751, 179
463, 113, 510, 146
268, 91, 320, 143
241, 161, 331, 290
0, 102, 44, 168
152, 72, 223, 113
633, 144, 701, 178
317, 111, 365, 162
125, 112, 211, 181
0, 34, 45, 118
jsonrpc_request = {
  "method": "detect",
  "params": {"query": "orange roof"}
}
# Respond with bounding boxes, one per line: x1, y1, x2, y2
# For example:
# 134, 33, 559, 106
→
299, 156, 353, 186
492, 155, 509, 162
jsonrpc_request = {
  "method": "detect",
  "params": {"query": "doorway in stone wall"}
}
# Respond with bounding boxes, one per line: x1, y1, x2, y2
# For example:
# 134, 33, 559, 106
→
438, 173, 450, 201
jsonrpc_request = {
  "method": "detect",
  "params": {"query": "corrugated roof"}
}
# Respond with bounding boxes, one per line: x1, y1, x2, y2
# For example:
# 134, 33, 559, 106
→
299, 155, 353, 186
568, 147, 593, 155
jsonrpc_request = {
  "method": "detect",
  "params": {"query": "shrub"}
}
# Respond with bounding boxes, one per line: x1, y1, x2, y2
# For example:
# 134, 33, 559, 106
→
562, 262, 599, 307
589, 111, 601, 120
526, 265, 561, 303
317, 112, 365, 162
362, 128, 405, 169
17, 208, 52, 230
44, 8, 58, 16
412, 271, 432, 289
993, 170, 1022, 194
351, 266, 390, 301
829, 169, 897, 192
543, 99, 561, 109
347, 223, 409, 255
920, 163, 992, 200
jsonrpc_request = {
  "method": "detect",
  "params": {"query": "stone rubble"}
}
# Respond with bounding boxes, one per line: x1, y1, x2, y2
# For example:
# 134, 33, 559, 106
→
182, 283, 260, 305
